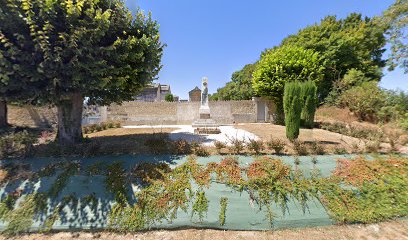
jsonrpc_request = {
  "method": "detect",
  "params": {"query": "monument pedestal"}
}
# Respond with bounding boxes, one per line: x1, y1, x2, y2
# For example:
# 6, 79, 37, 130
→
192, 106, 220, 134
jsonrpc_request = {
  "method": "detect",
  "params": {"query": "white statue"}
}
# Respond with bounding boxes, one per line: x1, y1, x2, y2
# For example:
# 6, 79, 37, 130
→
201, 77, 208, 107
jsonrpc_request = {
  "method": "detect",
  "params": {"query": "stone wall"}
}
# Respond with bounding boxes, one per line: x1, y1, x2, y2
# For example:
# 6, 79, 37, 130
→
106, 99, 275, 125
8, 105, 57, 128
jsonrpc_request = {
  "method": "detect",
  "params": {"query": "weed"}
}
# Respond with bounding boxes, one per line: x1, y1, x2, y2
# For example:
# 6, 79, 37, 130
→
266, 138, 286, 155
173, 139, 192, 155
219, 197, 228, 226
293, 140, 308, 156
214, 141, 226, 154
333, 147, 348, 155
246, 138, 264, 155
310, 141, 325, 155
227, 136, 245, 155
192, 191, 209, 222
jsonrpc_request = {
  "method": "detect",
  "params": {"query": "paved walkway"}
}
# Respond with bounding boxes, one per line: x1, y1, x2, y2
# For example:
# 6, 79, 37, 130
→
123, 125, 259, 146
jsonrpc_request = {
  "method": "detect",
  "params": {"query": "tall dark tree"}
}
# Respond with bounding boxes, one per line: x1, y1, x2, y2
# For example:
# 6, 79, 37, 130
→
281, 13, 387, 99
0, 0, 163, 143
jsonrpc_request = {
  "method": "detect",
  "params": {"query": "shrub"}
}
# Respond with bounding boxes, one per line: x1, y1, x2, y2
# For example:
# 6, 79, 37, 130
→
339, 82, 385, 122
227, 137, 245, 154
144, 137, 170, 154
219, 197, 228, 226
333, 147, 348, 155
300, 80, 318, 128
193, 145, 210, 157
283, 81, 302, 141
266, 138, 286, 154
365, 140, 381, 153
214, 141, 226, 154
310, 141, 325, 155
292, 140, 308, 156
0, 131, 37, 159
173, 139, 192, 155
246, 138, 264, 155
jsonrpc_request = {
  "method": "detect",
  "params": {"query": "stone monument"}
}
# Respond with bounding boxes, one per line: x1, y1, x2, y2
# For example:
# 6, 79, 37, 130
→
192, 77, 220, 133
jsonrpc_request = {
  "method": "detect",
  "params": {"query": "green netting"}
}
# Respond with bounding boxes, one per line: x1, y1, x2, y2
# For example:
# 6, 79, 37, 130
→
0, 154, 369, 231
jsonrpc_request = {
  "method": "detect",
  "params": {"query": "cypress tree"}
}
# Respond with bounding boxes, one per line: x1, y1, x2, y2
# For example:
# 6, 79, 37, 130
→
300, 81, 318, 128
283, 82, 302, 141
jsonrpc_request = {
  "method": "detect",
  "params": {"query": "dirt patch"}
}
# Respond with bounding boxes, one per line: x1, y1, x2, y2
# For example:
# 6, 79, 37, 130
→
234, 123, 362, 154
4, 220, 407, 240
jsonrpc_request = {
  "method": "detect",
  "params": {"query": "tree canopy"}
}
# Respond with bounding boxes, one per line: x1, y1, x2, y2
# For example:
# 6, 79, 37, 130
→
383, 0, 408, 72
280, 13, 387, 98
212, 63, 257, 101
252, 45, 324, 122
0, 0, 164, 143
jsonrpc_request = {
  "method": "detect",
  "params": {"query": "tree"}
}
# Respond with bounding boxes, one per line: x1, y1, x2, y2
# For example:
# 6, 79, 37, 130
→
283, 82, 302, 141
383, 0, 408, 72
252, 45, 324, 124
281, 13, 387, 99
0, 0, 163, 143
0, 1, 47, 127
300, 81, 318, 128
165, 93, 174, 102
213, 63, 257, 100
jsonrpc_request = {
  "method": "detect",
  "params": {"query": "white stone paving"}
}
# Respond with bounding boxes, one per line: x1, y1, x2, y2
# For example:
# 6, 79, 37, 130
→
123, 125, 259, 146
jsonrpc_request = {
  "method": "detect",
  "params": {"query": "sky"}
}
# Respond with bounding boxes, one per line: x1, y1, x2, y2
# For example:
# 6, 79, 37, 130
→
125, 0, 407, 99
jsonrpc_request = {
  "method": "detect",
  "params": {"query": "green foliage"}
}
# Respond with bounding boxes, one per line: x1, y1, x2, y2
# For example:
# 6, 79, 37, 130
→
0, 0, 164, 143
325, 69, 375, 105
340, 82, 386, 122
321, 156, 408, 223
283, 82, 302, 141
192, 191, 209, 222
214, 140, 227, 154
382, 0, 408, 72
227, 136, 245, 154
212, 63, 257, 101
253, 46, 323, 123
165, 93, 174, 102
281, 14, 387, 99
246, 138, 264, 155
300, 81, 318, 128
219, 197, 228, 226
0, 130, 37, 159
82, 122, 121, 134
292, 140, 309, 156
105, 161, 128, 205
266, 138, 286, 154
48, 162, 80, 198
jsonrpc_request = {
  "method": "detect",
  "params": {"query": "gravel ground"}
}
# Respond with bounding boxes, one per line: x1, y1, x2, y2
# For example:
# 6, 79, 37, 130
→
124, 125, 259, 146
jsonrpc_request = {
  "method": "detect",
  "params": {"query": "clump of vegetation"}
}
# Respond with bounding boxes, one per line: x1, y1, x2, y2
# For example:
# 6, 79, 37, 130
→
310, 141, 325, 155
227, 136, 245, 154
132, 162, 171, 184
320, 122, 383, 140
211, 157, 243, 186
364, 140, 381, 153
300, 80, 318, 128
333, 147, 348, 155
292, 140, 308, 156
283, 81, 303, 141
144, 137, 171, 154
192, 191, 209, 222
48, 162, 80, 198
219, 197, 228, 226
320, 156, 408, 223
105, 161, 129, 204
173, 139, 192, 155
214, 140, 227, 154
82, 121, 121, 134
266, 138, 286, 154
246, 138, 264, 155
0, 130, 37, 159
193, 145, 210, 157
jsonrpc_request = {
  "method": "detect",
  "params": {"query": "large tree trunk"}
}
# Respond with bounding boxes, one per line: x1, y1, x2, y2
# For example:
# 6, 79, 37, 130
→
56, 92, 83, 144
0, 100, 8, 128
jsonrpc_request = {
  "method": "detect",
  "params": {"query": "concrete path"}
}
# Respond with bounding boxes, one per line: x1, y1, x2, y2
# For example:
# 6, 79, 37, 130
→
123, 125, 259, 146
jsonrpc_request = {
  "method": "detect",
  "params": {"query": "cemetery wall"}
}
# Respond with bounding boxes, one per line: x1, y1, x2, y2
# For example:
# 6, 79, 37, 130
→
106, 100, 272, 125
8, 105, 57, 128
